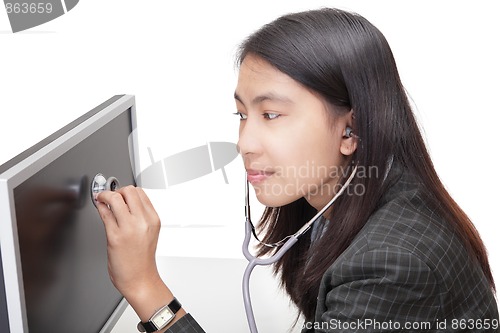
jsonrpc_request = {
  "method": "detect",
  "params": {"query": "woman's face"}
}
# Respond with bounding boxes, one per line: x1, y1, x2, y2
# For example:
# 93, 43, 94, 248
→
235, 55, 355, 210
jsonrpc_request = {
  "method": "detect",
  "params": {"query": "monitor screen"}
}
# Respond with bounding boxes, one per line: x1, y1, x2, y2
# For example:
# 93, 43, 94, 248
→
0, 95, 139, 333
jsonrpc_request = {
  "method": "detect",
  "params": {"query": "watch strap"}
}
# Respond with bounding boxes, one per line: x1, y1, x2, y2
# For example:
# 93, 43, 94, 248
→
141, 321, 158, 333
166, 297, 182, 313
138, 298, 182, 332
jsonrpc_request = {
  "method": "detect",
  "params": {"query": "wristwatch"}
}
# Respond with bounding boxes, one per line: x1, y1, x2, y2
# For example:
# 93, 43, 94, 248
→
137, 298, 182, 332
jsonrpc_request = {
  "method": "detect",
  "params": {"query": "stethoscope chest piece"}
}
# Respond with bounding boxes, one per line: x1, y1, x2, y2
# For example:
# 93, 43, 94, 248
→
90, 173, 120, 207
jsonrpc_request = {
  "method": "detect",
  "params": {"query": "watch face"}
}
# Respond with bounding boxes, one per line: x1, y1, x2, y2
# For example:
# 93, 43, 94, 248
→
152, 307, 174, 328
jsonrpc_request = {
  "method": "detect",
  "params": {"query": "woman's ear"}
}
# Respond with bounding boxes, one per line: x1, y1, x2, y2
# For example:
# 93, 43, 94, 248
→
340, 111, 357, 156
340, 126, 358, 156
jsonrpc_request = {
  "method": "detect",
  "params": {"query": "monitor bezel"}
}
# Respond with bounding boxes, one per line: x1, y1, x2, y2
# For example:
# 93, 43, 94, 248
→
0, 94, 139, 333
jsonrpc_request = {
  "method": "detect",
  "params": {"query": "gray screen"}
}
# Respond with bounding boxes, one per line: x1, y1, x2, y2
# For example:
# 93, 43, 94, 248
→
12, 110, 135, 333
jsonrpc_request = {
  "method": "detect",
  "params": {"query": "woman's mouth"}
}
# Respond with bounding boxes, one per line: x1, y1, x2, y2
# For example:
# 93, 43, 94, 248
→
246, 169, 274, 184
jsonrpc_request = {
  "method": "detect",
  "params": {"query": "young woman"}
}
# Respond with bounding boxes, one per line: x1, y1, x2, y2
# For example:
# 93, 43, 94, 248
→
96, 8, 499, 333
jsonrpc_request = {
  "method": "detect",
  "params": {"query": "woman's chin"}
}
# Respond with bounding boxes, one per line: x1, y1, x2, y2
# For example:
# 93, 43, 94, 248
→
254, 193, 299, 208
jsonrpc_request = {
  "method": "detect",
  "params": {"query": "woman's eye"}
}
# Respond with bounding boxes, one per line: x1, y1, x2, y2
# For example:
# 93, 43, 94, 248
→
233, 112, 248, 120
263, 113, 280, 120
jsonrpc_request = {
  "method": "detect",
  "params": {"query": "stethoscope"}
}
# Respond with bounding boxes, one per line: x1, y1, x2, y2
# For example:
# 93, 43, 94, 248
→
241, 166, 358, 333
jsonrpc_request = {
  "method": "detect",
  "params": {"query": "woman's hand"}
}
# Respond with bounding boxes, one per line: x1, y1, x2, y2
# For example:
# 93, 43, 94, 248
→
95, 186, 162, 302
95, 186, 186, 329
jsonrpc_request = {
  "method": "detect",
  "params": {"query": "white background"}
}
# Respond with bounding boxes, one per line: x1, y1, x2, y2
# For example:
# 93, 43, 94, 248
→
1, 0, 499, 331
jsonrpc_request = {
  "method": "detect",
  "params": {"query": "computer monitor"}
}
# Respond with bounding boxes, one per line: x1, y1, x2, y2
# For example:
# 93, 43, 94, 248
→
0, 95, 139, 333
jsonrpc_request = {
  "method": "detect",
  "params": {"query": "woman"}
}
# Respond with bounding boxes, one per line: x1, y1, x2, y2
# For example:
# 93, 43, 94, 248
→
96, 8, 499, 333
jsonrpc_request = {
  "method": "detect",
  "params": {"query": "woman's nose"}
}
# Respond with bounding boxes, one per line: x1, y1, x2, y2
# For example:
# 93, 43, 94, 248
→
237, 117, 262, 157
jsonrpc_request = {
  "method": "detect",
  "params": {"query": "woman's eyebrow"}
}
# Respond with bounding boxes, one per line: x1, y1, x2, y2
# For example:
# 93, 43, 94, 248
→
234, 92, 293, 106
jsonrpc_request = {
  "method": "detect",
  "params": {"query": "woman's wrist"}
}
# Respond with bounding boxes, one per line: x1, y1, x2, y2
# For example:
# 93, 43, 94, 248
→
124, 274, 186, 330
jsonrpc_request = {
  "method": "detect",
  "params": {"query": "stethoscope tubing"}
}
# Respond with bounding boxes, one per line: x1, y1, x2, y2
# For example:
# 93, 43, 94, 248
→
241, 166, 358, 332
242, 219, 298, 333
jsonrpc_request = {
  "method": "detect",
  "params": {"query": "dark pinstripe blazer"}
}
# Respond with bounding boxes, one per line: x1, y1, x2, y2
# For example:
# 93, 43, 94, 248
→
303, 166, 499, 332
165, 314, 205, 333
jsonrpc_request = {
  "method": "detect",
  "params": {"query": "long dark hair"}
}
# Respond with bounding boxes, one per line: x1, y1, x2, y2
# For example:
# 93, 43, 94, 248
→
237, 8, 495, 321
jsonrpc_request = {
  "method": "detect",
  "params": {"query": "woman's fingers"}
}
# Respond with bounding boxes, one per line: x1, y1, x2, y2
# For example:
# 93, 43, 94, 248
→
98, 186, 149, 217
95, 190, 130, 224
95, 187, 159, 231
95, 200, 118, 234
117, 185, 146, 216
